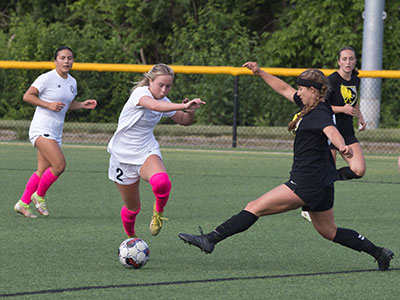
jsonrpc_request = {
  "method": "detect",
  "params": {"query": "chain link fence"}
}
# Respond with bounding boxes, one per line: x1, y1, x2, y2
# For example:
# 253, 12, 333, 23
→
0, 66, 399, 153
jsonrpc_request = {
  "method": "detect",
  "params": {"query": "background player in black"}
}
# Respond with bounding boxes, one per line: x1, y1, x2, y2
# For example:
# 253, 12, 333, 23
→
301, 46, 367, 223
178, 62, 394, 271
328, 46, 366, 180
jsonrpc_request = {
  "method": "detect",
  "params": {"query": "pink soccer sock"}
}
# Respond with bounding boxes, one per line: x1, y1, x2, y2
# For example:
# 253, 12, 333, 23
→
20, 172, 41, 204
149, 172, 171, 213
36, 168, 59, 197
121, 205, 140, 237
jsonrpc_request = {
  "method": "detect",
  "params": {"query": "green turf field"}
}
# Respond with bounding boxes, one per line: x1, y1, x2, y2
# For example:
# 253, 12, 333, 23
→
0, 143, 398, 299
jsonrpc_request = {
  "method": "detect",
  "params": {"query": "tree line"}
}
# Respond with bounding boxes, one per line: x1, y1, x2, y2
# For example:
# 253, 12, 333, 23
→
0, 0, 399, 128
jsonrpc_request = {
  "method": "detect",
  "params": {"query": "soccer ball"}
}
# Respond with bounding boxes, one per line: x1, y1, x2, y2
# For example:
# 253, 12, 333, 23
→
118, 238, 150, 269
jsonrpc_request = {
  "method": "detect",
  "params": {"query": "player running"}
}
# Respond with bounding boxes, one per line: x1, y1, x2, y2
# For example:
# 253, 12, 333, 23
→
14, 46, 97, 218
107, 63, 205, 238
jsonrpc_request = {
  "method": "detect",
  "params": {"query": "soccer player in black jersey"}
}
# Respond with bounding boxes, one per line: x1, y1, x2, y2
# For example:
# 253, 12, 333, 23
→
301, 47, 366, 222
328, 46, 366, 181
178, 62, 394, 271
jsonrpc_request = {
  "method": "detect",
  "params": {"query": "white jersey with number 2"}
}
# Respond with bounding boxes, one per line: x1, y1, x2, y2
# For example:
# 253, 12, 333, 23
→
107, 86, 176, 165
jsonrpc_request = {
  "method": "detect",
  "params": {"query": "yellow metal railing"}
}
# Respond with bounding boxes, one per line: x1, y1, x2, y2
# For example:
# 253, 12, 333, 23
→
1, 61, 400, 78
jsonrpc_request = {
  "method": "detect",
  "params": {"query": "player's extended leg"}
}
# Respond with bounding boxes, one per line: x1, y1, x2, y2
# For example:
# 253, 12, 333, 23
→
310, 209, 394, 270
116, 181, 141, 238
31, 138, 65, 216
179, 184, 305, 253
338, 142, 366, 180
140, 155, 171, 236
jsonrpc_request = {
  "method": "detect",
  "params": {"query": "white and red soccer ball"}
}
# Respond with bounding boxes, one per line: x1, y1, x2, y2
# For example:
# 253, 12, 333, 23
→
118, 238, 150, 269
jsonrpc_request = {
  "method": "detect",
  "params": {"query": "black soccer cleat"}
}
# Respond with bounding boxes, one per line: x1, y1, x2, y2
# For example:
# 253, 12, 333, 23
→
178, 233, 215, 254
376, 247, 394, 271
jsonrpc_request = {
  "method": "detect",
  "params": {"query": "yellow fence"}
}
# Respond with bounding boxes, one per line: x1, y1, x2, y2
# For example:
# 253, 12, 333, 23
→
1, 61, 400, 78
0, 61, 399, 153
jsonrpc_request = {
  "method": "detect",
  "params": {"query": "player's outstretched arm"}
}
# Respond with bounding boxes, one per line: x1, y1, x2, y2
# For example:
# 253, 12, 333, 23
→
69, 99, 97, 110
243, 61, 296, 103
171, 98, 206, 126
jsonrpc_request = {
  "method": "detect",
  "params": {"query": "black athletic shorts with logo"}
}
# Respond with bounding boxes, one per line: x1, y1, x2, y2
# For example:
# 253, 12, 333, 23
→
285, 181, 334, 212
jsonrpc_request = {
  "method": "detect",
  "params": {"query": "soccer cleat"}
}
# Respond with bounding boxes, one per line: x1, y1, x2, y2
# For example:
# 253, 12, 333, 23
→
127, 234, 138, 239
375, 247, 394, 271
149, 205, 168, 236
14, 200, 37, 218
301, 211, 312, 222
31, 192, 49, 216
179, 233, 215, 254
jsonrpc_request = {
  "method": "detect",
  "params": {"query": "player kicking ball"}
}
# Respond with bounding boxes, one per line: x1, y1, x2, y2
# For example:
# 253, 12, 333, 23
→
179, 62, 394, 271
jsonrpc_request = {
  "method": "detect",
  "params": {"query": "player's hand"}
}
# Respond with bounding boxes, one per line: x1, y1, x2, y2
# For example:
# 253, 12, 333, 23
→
358, 119, 366, 131
48, 101, 66, 112
243, 61, 261, 75
342, 104, 355, 116
82, 99, 97, 109
339, 145, 353, 158
183, 98, 206, 112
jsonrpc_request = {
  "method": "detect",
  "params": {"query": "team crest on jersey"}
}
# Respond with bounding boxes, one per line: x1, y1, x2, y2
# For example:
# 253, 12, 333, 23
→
340, 84, 357, 105
291, 111, 302, 134
70, 85, 75, 94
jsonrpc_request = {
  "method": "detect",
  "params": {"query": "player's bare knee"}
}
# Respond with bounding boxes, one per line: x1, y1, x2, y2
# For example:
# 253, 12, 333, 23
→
52, 161, 66, 175
353, 167, 365, 178
357, 169, 366, 177
314, 226, 336, 241
244, 201, 261, 216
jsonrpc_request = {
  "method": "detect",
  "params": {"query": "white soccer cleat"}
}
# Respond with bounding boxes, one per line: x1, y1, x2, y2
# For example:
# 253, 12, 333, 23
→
14, 200, 37, 218
301, 211, 312, 222
31, 192, 49, 216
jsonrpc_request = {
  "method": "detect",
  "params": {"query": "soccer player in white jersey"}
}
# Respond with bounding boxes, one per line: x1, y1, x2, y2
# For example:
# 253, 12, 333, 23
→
107, 63, 205, 238
14, 46, 97, 218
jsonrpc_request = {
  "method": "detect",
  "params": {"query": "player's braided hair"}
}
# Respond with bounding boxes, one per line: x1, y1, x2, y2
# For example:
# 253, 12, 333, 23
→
288, 69, 328, 132
131, 63, 174, 92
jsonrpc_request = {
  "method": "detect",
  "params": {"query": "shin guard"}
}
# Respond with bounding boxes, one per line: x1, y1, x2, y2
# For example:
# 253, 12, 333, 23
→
36, 168, 59, 197
21, 172, 41, 204
121, 205, 140, 237
149, 172, 171, 213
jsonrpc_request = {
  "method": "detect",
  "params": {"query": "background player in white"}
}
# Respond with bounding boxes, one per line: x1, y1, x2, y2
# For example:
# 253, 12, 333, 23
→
14, 46, 97, 218
107, 63, 205, 238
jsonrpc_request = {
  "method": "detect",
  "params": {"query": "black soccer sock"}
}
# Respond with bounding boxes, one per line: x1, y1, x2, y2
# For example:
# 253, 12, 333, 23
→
205, 210, 258, 244
337, 167, 362, 180
333, 227, 381, 258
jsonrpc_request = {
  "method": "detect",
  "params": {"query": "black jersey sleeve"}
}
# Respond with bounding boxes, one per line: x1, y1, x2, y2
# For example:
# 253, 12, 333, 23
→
293, 93, 303, 108
327, 72, 340, 106
305, 103, 335, 132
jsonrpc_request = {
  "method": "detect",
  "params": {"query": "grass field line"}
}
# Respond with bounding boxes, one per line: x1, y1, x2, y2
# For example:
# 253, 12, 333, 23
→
0, 141, 397, 160
1, 268, 398, 298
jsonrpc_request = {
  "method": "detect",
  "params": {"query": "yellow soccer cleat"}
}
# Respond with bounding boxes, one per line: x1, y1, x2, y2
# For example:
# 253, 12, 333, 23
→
149, 204, 168, 236
31, 192, 49, 216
